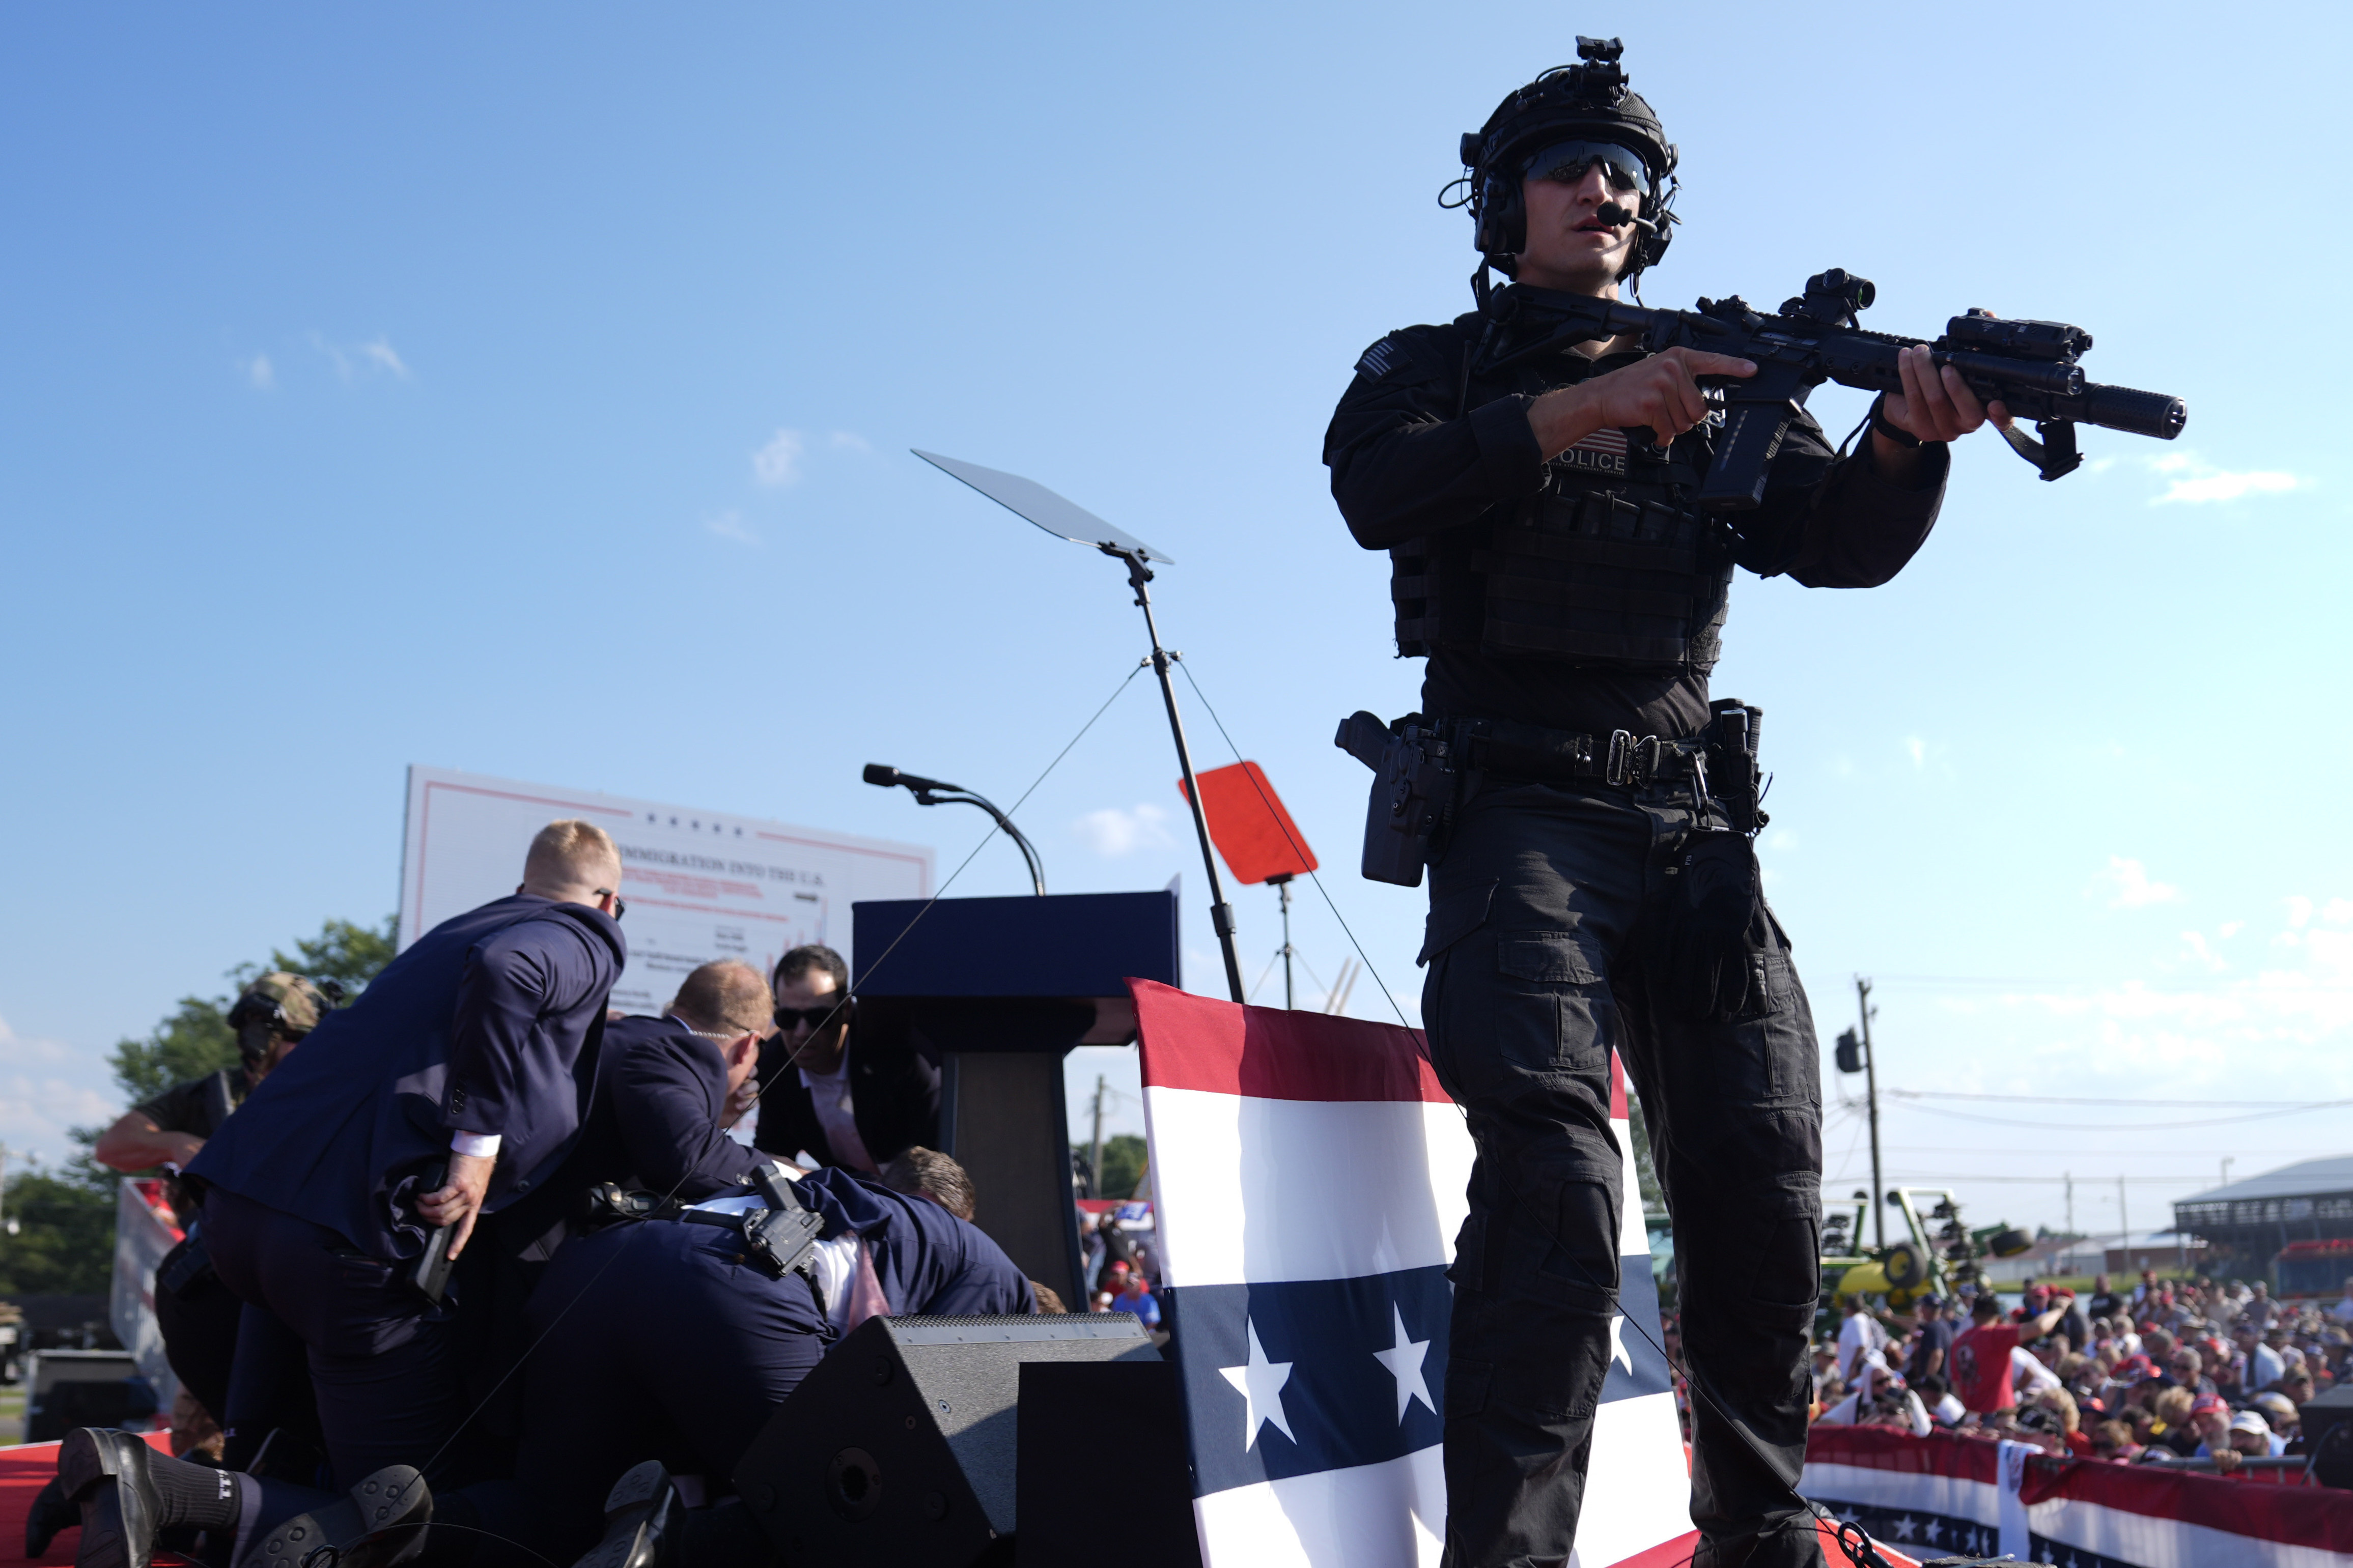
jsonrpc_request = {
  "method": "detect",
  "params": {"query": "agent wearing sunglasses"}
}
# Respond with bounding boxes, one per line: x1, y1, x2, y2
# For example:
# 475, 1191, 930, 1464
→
1323, 42, 2015, 1568
751, 943, 940, 1177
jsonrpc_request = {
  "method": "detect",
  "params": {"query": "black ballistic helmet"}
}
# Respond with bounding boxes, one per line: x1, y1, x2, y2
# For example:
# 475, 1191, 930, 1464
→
1448, 38, 1680, 298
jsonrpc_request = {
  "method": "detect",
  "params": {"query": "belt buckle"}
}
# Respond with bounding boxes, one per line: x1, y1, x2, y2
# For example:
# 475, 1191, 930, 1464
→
1600, 733, 1656, 790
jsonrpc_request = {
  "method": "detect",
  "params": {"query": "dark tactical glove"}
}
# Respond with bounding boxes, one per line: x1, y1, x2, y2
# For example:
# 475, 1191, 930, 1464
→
1666, 830, 1767, 1021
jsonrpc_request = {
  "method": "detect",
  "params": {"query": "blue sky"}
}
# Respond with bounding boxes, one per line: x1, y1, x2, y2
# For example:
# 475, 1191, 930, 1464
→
4, 4, 2347, 1241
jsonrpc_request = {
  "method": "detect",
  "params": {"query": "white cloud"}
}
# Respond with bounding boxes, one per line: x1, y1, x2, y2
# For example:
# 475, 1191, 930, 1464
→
2179, 931, 2227, 973
1904, 736, 1927, 769
1073, 803, 1173, 857
359, 338, 408, 378
753, 429, 806, 487
309, 332, 411, 383
1766, 829, 1799, 852
2092, 856, 2181, 909
244, 353, 275, 390
829, 431, 872, 453
2286, 896, 2315, 928
704, 509, 760, 546
2149, 453, 2300, 505
0, 1013, 118, 1165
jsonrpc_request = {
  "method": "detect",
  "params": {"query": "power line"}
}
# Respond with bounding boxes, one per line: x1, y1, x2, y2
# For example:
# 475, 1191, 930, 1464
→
1872, 1098, 2353, 1132
1868, 974, 2353, 993
1824, 1172, 2214, 1187
1885, 1089, 2344, 1109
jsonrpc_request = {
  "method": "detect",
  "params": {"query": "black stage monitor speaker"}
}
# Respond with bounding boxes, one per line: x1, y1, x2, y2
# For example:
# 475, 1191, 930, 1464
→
2303, 1383, 2353, 1489
1016, 1359, 1201, 1568
734, 1313, 1159, 1567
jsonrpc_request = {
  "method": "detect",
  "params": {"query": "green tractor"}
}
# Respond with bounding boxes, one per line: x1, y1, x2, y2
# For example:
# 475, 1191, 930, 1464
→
1819, 1186, 2034, 1329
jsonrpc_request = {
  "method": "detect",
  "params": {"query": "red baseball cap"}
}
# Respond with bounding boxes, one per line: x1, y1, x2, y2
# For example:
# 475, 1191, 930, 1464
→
2191, 1394, 2226, 1416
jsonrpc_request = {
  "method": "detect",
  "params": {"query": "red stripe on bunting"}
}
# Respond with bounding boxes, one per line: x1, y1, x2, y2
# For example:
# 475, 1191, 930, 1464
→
1804, 1426, 2002, 1485
2020, 1445, 2353, 1554
1130, 979, 1450, 1104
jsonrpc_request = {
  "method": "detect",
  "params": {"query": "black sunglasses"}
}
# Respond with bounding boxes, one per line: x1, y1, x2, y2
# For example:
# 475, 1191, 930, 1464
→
773, 1002, 847, 1031
594, 889, 627, 921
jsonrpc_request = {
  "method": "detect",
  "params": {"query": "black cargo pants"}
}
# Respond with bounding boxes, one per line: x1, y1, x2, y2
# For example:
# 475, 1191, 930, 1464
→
1420, 777, 1824, 1568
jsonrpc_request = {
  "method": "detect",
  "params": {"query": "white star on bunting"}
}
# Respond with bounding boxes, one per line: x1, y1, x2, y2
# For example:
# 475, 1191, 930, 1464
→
1607, 1314, 1633, 1375
1218, 1320, 1297, 1449
1371, 1303, 1434, 1423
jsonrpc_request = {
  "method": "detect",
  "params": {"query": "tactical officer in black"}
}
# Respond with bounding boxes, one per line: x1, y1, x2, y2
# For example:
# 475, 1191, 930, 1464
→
1325, 42, 2006, 1568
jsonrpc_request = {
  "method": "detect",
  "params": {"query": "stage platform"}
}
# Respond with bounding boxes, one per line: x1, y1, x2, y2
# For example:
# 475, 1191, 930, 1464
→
0, 1432, 183, 1567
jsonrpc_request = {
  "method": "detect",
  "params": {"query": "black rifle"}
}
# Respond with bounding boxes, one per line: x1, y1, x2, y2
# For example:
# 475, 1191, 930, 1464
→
1485, 269, 2186, 506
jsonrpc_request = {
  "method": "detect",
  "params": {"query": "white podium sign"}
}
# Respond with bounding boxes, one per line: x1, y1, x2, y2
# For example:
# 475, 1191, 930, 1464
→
398, 766, 933, 1015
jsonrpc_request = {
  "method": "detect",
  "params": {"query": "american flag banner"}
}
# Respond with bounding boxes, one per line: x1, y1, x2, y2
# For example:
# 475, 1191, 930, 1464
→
1132, 979, 1694, 1567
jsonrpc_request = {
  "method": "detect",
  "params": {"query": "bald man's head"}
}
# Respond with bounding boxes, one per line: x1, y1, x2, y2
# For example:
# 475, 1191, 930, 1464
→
521, 819, 623, 906
668, 960, 773, 1038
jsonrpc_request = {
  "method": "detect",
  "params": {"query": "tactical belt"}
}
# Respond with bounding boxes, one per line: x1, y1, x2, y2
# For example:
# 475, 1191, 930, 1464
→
1455, 716, 1706, 788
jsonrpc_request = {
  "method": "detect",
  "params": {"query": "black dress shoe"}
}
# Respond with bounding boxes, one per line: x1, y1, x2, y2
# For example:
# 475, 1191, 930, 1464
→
57, 1429, 161, 1568
25, 1473, 78, 1559
240, 1466, 431, 1568
573, 1462, 677, 1568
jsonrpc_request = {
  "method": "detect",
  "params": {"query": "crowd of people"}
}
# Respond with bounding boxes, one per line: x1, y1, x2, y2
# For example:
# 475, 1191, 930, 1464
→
1803, 1268, 2353, 1474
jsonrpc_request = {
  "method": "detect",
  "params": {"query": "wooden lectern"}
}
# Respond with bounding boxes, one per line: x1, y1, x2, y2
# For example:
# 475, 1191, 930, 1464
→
852, 890, 1180, 1309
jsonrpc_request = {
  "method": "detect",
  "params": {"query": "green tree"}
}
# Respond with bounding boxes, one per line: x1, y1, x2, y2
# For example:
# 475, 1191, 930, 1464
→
1077, 1133, 1150, 1201
108, 916, 396, 1106
1627, 1095, 1664, 1214
0, 916, 399, 1296
0, 1168, 118, 1295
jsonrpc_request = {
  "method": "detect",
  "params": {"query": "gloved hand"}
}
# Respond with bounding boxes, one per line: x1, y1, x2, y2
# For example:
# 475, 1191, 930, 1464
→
1665, 830, 1766, 1021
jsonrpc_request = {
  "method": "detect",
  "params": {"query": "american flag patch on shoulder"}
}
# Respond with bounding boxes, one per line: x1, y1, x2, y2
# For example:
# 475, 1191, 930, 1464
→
1558, 425, 1630, 476
1354, 337, 1403, 379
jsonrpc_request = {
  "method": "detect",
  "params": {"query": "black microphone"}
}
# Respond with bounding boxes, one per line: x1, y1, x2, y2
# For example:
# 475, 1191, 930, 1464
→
1596, 203, 1658, 235
864, 763, 949, 793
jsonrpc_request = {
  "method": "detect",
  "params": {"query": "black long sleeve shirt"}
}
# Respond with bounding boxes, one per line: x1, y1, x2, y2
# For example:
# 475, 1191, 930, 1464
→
1324, 302, 1949, 738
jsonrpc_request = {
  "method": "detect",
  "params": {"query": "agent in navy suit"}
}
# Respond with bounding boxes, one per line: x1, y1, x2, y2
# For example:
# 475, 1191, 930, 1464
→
499, 1162, 1031, 1563
559, 958, 775, 1203
188, 819, 628, 1493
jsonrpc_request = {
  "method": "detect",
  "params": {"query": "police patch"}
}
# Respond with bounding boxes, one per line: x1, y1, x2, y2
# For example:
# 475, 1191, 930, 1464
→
1354, 337, 1402, 380
1557, 425, 1630, 476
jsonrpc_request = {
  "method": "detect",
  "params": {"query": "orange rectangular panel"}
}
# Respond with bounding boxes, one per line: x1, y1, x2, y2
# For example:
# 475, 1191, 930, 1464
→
1178, 761, 1317, 886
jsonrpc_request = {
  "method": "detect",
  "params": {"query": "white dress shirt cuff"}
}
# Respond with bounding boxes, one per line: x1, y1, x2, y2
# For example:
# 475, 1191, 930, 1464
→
450, 1131, 502, 1158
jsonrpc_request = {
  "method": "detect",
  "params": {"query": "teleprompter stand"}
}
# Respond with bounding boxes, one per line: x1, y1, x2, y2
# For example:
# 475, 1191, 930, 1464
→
912, 449, 1247, 1004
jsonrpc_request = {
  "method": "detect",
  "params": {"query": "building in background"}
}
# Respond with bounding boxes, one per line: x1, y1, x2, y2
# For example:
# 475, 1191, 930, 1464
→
2174, 1154, 2353, 1286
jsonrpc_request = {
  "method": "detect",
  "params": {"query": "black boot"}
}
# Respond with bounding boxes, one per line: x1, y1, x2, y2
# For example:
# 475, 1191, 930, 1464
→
240, 1466, 432, 1568
571, 1463, 677, 1568
25, 1474, 79, 1560
58, 1429, 162, 1568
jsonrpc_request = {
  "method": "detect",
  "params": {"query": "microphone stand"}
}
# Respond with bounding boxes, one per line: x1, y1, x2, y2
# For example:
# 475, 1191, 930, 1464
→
1109, 546, 1246, 1004
864, 765, 1047, 897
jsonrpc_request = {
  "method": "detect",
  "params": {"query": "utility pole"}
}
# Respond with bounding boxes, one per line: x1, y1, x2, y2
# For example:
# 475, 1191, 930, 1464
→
1088, 1076, 1107, 1202
2065, 1172, 2074, 1236
1274, 876, 1296, 1009
2118, 1175, 2130, 1268
2220, 1156, 2234, 1190
1856, 977, 1884, 1250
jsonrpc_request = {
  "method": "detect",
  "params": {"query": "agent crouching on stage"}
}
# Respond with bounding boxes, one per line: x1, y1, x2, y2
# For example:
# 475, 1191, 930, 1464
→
1325, 41, 2011, 1568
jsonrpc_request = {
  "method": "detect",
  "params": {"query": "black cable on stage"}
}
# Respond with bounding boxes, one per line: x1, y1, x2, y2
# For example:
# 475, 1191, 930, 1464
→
1166, 655, 1897, 1568
403, 660, 1146, 1502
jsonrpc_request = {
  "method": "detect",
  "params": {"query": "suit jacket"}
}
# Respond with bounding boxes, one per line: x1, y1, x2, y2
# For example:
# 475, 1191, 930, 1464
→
562, 1014, 769, 1201
751, 1027, 939, 1172
793, 1166, 1032, 1315
190, 893, 625, 1258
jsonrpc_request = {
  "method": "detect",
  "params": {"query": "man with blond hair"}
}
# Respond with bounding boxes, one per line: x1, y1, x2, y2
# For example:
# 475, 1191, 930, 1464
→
53, 821, 631, 1568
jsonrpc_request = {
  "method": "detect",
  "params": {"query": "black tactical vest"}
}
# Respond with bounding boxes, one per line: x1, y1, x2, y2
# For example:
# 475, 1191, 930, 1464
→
1392, 366, 1734, 674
